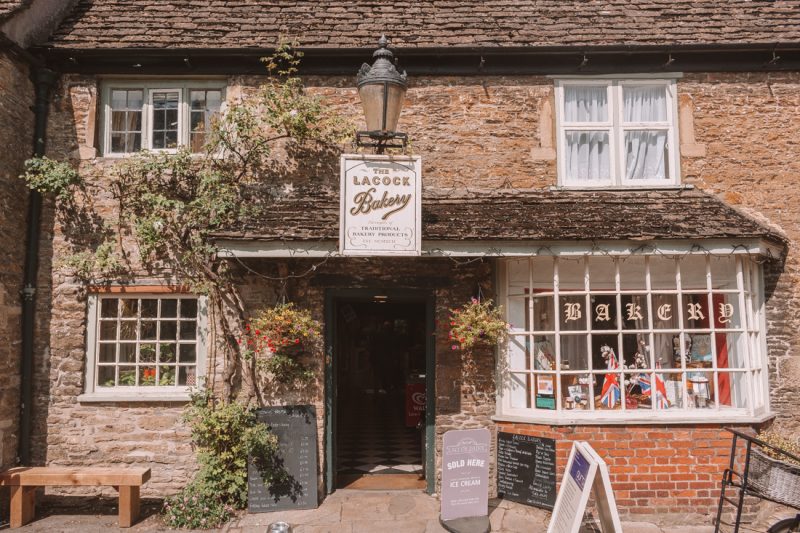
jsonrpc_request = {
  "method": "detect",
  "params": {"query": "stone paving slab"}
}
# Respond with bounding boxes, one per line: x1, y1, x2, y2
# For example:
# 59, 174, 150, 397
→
0, 491, 726, 532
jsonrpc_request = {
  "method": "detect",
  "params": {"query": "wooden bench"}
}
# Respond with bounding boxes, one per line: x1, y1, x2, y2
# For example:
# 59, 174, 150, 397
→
0, 467, 151, 529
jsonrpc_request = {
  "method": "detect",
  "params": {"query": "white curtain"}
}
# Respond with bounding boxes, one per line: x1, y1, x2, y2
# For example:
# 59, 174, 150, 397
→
564, 86, 610, 182
623, 86, 668, 181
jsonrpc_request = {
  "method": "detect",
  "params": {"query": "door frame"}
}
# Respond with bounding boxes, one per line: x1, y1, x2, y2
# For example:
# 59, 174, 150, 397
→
324, 288, 436, 495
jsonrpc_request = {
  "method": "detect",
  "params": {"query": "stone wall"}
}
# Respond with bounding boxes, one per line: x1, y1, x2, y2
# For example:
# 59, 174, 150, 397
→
32, 71, 800, 518
0, 50, 33, 472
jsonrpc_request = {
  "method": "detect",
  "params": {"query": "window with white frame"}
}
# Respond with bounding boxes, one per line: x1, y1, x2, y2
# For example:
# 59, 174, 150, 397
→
499, 254, 768, 420
555, 79, 680, 187
102, 82, 225, 155
85, 294, 206, 396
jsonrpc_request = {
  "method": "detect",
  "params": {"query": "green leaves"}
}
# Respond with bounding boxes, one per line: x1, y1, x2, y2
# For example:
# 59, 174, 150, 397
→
21, 156, 82, 200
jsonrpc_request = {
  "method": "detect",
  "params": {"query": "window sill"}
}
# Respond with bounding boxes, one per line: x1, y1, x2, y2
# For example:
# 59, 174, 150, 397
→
78, 390, 194, 403
492, 410, 775, 426
550, 184, 693, 192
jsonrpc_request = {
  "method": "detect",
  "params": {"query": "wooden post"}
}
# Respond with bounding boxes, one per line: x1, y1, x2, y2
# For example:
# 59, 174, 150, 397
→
9, 486, 35, 528
117, 485, 140, 528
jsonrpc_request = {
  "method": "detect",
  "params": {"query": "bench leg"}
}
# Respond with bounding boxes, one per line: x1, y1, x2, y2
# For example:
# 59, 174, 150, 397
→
9, 486, 36, 528
118, 485, 140, 528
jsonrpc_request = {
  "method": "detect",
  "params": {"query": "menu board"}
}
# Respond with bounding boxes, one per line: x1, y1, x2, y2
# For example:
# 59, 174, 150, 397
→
497, 432, 557, 510
248, 405, 318, 513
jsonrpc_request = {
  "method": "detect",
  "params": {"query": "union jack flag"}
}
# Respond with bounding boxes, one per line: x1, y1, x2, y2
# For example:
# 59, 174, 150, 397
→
654, 362, 670, 409
637, 373, 651, 395
600, 345, 621, 408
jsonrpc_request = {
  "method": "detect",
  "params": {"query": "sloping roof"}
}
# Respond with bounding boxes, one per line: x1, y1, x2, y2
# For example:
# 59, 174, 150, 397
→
212, 187, 787, 246
46, 0, 800, 50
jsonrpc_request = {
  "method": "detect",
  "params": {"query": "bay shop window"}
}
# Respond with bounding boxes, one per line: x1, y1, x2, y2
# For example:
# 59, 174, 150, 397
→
498, 254, 768, 421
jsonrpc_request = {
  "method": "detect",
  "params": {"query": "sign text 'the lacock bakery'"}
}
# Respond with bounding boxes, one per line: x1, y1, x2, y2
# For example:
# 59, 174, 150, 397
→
339, 155, 422, 256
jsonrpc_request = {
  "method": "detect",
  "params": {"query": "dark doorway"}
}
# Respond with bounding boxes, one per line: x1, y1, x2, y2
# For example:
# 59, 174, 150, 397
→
334, 299, 427, 490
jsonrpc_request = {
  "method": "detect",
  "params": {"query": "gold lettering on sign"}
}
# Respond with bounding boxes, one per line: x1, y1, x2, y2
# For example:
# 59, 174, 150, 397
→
595, 304, 611, 322
353, 176, 411, 186
625, 302, 643, 321
350, 187, 412, 220
564, 303, 582, 322
718, 303, 734, 324
687, 302, 705, 321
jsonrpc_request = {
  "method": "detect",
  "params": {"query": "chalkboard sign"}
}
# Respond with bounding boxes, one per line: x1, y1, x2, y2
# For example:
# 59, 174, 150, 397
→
497, 432, 557, 510
248, 405, 319, 513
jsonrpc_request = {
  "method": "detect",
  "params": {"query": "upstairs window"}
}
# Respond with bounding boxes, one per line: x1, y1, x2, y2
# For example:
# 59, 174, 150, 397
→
102, 82, 225, 156
555, 79, 679, 187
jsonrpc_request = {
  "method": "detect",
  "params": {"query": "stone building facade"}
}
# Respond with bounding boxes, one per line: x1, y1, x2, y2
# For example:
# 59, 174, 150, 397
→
3, 0, 800, 526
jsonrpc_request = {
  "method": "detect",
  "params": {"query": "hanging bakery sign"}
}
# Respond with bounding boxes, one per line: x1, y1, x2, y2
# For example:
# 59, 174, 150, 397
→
340, 154, 422, 256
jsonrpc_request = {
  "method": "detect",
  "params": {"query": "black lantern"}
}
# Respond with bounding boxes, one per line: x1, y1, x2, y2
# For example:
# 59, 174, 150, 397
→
356, 35, 408, 151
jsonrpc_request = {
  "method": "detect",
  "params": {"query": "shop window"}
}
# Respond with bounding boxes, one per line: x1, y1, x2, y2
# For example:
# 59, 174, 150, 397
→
102, 82, 225, 155
82, 294, 206, 400
555, 79, 680, 187
500, 254, 767, 421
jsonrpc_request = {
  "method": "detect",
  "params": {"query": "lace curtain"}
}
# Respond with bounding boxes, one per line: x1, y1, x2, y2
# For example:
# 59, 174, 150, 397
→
623, 86, 668, 181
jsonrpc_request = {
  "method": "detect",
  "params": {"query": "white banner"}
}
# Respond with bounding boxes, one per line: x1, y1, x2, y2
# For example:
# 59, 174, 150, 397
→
339, 154, 422, 256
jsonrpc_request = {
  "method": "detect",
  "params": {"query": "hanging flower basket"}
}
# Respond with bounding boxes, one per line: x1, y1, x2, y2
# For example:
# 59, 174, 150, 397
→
448, 297, 508, 351
239, 303, 321, 385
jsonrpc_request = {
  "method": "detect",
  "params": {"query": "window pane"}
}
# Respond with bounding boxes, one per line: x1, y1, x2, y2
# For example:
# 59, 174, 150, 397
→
127, 90, 143, 109
99, 343, 116, 363
589, 257, 615, 290
559, 294, 586, 331
111, 111, 127, 131
140, 343, 157, 363
661, 373, 685, 409
652, 294, 679, 329
680, 255, 707, 290
533, 335, 556, 370
140, 366, 157, 386
179, 344, 197, 363
653, 333, 680, 368
592, 334, 619, 371
683, 294, 711, 329
713, 293, 741, 329
190, 90, 206, 110
111, 90, 127, 109
558, 259, 585, 291
623, 85, 667, 123
624, 372, 652, 410
622, 333, 650, 369
181, 299, 198, 318
98, 366, 116, 387
507, 297, 527, 333
620, 294, 648, 330
159, 366, 176, 386
121, 299, 138, 317
710, 256, 738, 290
119, 343, 136, 363
716, 332, 747, 369
159, 343, 177, 363
590, 294, 617, 331
111, 133, 125, 153
119, 367, 136, 386
561, 334, 588, 370
565, 131, 610, 182
129, 133, 141, 152
508, 335, 530, 371
596, 370, 622, 410
687, 332, 713, 366
161, 299, 178, 317
625, 130, 668, 181
119, 321, 137, 340
178, 366, 197, 386
140, 320, 157, 340
619, 257, 646, 290
161, 320, 178, 340
687, 371, 714, 409
180, 321, 197, 340
534, 374, 557, 410
508, 373, 529, 409
718, 372, 748, 409
531, 257, 554, 289
564, 86, 608, 122
649, 256, 677, 290
141, 299, 158, 318
561, 373, 591, 410
533, 296, 555, 331
99, 321, 117, 340
206, 90, 222, 110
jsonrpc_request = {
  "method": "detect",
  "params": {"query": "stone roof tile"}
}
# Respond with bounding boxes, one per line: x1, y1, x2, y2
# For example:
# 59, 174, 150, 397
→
212, 187, 787, 246
46, 0, 800, 50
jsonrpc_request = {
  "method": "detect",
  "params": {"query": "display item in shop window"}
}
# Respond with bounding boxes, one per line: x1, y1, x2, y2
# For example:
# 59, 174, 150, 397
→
599, 345, 621, 409
653, 360, 671, 410
561, 359, 570, 370
534, 339, 555, 370
690, 334, 712, 363
673, 335, 691, 366
688, 374, 711, 408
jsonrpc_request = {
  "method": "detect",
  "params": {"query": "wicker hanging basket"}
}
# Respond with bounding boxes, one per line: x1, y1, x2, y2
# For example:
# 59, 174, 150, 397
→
747, 447, 800, 508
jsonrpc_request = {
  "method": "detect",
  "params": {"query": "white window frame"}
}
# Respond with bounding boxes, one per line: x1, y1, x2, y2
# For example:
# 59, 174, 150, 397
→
554, 77, 681, 188
101, 80, 226, 157
495, 253, 771, 425
79, 293, 208, 402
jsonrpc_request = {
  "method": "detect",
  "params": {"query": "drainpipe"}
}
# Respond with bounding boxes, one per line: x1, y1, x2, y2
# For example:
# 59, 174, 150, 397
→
18, 67, 57, 466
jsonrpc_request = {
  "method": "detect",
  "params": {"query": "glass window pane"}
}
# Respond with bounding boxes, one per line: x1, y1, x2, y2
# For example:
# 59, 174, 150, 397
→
624, 372, 652, 410
166, 130, 178, 148
716, 332, 747, 369
140, 320, 157, 340
590, 294, 617, 331
531, 257, 554, 289
98, 366, 116, 387
652, 294, 679, 329
507, 335, 530, 371
127, 90, 143, 109
191, 111, 204, 132
120, 298, 138, 317
129, 133, 141, 152
99, 321, 117, 340
141, 299, 158, 318
508, 373, 529, 409
180, 321, 197, 340
140, 343, 156, 363
159, 343, 177, 363
683, 294, 711, 329
127, 110, 142, 132
159, 366, 176, 386
119, 343, 136, 363
619, 257, 646, 290
680, 255, 708, 290
622, 333, 650, 369
620, 294, 648, 330
533, 335, 556, 370
592, 334, 619, 371
624, 130, 667, 181
98, 343, 116, 363
153, 108, 165, 130
111, 90, 127, 109
687, 371, 714, 409
687, 332, 713, 367
206, 90, 222, 110
561, 334, 588, 371
558, 259, 585, 291
190, 91, 206, 110
119, 321, 137, 340
507, 297, 528, 333
596, 370, 622, 410
161, 299, 178, 317
119, 367, 137, 386
534, 374, 557, 410
713, 293, 741, 329
718, 372, 748, 409
649, 256, 677, 290
564, 131, 610, 182
653, 333, 681, 369
623, 85, 667, 123
589, 257, 615, 290
710, 256, 738, 290
111, 133, 125, 153
507, 259, 529, 296
111, 111, 127, 132
564, 85, 608, 122
533, 296, 555, 331
140, 366, 157, 386
559, 294, 587, 331
179, 344, 197, 363
161, 320, 178, 340
178, 366, 198, 386
561, 373, 592, 410
660, 373, 684, 409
